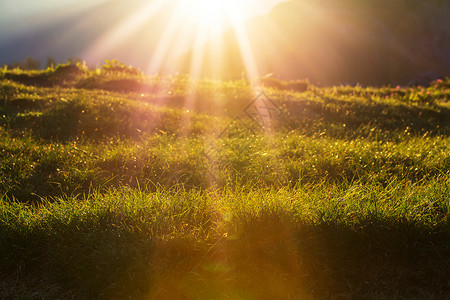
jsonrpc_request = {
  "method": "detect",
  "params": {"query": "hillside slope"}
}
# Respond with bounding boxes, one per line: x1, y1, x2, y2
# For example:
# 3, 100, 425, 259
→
1, 66, 450, 299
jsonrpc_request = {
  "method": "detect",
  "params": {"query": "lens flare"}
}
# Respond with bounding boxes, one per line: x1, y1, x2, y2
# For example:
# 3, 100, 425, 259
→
84, 0, 277, 81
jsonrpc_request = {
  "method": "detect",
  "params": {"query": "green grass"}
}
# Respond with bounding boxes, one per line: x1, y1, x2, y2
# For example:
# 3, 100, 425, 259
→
1, 65, 449, 298
1, 181, 449, 298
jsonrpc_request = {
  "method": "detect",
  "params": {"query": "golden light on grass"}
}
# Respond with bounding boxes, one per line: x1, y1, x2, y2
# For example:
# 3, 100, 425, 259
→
144, 0, 265, 140
86, 0, 272, 158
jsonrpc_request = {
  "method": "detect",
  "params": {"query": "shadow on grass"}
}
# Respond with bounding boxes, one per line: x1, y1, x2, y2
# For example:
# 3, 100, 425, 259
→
1, 213, 449, 299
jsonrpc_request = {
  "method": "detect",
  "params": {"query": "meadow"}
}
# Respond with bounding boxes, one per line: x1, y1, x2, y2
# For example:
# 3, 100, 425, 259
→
1, 62, 449, 299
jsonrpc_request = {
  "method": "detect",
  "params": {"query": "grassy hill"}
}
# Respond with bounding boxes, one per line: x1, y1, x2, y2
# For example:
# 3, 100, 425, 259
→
1, 64, 449, 298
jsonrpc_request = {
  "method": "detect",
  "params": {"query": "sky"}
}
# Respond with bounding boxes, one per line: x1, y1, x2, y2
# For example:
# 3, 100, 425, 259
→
1, 0, 448, 84
0, 0, 288, 67
0, 0, 286, 18
0, 0, 108, 39
0, 0, 287, 37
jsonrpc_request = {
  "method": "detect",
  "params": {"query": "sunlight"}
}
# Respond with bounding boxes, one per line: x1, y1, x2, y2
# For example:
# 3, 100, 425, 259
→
143, 0, 263, 80
179, 0, 229, 22
85, 0, 270, 81
181, 0, 261, 81
177, 0, 246, 30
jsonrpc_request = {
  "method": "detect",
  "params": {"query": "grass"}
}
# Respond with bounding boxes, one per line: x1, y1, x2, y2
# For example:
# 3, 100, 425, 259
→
1, 64, 449, 298
1, 181, 449, 298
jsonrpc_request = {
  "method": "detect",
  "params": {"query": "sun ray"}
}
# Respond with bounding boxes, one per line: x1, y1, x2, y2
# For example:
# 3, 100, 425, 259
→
85, 0, 168, 64
146, 7, 190, 75
230, 22, 261, 82
85, 0, 267, 141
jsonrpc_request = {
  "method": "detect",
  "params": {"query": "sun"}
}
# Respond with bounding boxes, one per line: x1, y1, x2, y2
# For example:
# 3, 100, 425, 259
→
180, 0, 229, 21
177, 0, 246, 32
87, 0, 268, 79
